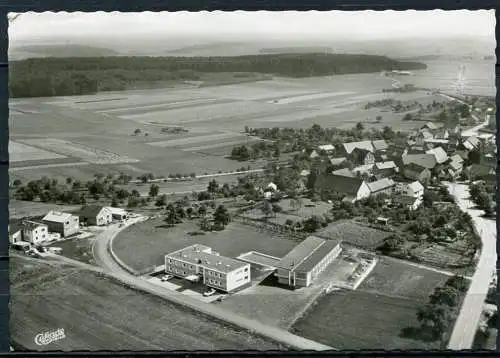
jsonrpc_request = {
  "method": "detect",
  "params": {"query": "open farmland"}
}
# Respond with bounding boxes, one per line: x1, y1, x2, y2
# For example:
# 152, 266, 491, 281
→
9, 141, 67, 162
291, 258, 456, 350
318, 220, 391, 250
10, 256, 284, 351
9, 200, 80, 219
113, 219, 297, 272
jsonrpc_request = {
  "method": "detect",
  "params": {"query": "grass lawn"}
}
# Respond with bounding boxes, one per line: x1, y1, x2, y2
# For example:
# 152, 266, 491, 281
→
291, 289, 440, 350
113, 219, 297, 272
318, 220, 391, 249
290, 257, 459, 350
10, 256, 284, 351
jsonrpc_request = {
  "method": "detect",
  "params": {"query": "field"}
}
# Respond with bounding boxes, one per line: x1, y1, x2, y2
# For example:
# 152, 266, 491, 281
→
113, 219, 297, 272
318, 220, 391, 249
10, 256, 283, 351
9, 200, 81, 219
9, 74, 433, 184
291, 257, 455, 350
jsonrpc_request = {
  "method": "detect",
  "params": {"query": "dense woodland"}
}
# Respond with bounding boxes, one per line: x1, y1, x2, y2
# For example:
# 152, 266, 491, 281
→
9, 54, 426, 98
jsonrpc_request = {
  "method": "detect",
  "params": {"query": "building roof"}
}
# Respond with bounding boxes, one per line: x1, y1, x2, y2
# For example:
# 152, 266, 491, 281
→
23, 220, 47, 231
367, 178, 395, 193
318, 144, 335, 151
353, 164, 375, 174
343, 141, 374, 154
421, 122, 440, 130
404, 162, 429, 174
42, 211, 75, 223
426, 147, 448, 164
106, 206, 129, 216
372, 140, 389, 151
300, 169, 311, 177
167, 244, 248, 273
396, 195, 420, 205
329, 157, 347, 166
407, 181, 424, 193
375, 161, 397, 170
420, 131, 434, 139
8, 222, 24, 235
449, 160, 463, 171
332, 168, 356, 178
450, 154, 464, 164
294, 239, 341, 273
79, 205, 109, 218
330, 175, 365, 195
402, 154, 437, 169
424, 139, 449, 144
277, 236, 326, 271
463, 136, 480, 150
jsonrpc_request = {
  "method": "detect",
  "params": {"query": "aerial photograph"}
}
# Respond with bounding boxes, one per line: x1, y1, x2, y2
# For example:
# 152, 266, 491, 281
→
8, 10, 496, 351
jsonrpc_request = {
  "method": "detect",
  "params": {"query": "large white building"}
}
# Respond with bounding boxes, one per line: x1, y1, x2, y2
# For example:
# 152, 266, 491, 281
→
164, 244, 251, 293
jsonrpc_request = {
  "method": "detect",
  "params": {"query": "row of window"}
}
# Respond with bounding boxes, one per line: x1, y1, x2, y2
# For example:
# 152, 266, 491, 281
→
208, 278, 222, 286
166, 258, 195, 270
207, 271, 222, 278
166, 266, 187, 276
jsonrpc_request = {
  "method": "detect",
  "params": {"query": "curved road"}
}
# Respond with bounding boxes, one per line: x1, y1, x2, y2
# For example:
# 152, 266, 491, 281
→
90, 217, 333, 351
445, 183, 497, 350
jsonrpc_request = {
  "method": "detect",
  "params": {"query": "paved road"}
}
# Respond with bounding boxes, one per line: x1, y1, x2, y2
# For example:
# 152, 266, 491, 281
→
445, 183, 497, 350
130, 168, 264, 184
89, 217, 333, 351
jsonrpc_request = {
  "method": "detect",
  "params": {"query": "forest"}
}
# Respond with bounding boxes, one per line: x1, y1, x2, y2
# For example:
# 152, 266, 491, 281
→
9, 53, 426, 98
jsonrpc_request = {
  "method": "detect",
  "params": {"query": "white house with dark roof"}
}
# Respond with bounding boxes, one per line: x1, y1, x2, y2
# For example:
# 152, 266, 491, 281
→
42, 211, 80, 237
426, 147, 449, 164
367, 178, 396, 196
317, 144, 335, 153
79, 205, 112, 226
396, 181, 424, 198
22, 221, 49, 245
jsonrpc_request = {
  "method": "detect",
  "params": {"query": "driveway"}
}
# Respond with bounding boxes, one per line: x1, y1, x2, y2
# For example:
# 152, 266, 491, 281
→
445, 183, 497, 350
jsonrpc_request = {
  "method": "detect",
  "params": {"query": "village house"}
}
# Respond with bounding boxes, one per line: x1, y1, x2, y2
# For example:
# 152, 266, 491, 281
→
447, 154, 465, 179
106, 206, 129, 221
426, 146, 449, 165
9, 223, 24, 244
79, 205, 113, 226
373, 161, 398, 178
351, 147, 376, 165
402, 153, 438, 170
367, 178, 396, 197
433, 128, 450, 140
401, 163, 432, 185
460, 135, 481, 151
352, 164, 375, 177
424, 138, 450, 151
329, 157, 347, 167
372, 140, 389, 152
395, 195, 423, 211
316, 174, 371, 203
317, 144, 335, 154
22, 220, 49, 245
42, 211, 80, 237
414, 130, 434, 146
395, 181, 425, 198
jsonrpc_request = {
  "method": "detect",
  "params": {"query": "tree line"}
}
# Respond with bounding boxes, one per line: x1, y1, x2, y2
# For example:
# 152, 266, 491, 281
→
9, 54, 426, 98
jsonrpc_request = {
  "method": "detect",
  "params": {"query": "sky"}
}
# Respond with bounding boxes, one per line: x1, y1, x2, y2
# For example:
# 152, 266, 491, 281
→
9, 10, 495, 43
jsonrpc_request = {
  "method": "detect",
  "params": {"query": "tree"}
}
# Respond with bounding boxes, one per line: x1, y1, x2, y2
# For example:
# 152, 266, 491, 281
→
213, 205, 230, 228
127, 197, 139, 208
445, 275, 468, 293
272, 203, 283, 216
148, 184, 159, 198
261, 200, 273, 219
429, 286, 459, 307
207, 179, 218, 194
133, 128, 142, 135
12, 179, 22, 187
376, 115, 383, 122
198, 217, 211, 231
416, 304, 451, 340
302, 216, 323, 233
290, 197, 303, 215
111, 196, 119, 207
155, 194, 167, 207
377, 234, 403, 254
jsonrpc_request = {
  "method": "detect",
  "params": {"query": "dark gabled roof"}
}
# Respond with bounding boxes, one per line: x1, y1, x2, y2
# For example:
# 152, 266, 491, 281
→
294, 239, 341, 273
79, 205, 108, 218
277, 236, 326, 271
9, 222, 24, 235
331, 175, 365, 195
23, 220, 47, 231
367, 178, 395, 193
404, 162, 429, 173
343, 141, 374, 154
332, 168, 356, 178
403, 153, 437, 169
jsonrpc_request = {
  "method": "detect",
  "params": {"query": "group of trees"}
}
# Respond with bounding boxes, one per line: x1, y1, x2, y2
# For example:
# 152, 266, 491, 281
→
230, 141, 281, 161
10, 54, 426, 98
413, 275, 468, 341
469, 182, 496, 217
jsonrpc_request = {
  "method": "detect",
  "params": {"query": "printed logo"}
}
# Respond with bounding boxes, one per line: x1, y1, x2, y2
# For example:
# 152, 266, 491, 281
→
34, 328, 66, 346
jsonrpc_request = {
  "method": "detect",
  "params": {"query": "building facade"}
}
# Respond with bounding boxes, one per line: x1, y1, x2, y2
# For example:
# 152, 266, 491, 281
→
42, 211, 80, 237
276, 236, 342, 288
22, 221, 49, 245
80, 205, 113, 226
165, 244, 251, 293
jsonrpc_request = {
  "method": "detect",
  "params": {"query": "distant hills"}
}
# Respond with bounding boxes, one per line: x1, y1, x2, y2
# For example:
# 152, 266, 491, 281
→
9, 44, 119, 60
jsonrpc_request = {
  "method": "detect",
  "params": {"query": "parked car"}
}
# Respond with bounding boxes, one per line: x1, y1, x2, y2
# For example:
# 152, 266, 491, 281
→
215, 295, 227, 302
48, 247, 63, 254
160, 274, 173, 282
203, 288, 217, 297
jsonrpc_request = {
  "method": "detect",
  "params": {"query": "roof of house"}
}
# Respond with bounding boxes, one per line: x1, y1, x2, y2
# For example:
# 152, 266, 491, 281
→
404, 162, 430, 173
23, 220, 47, 231
426, 147, 449, 164
332, 168, 356, 178
42, 211, 75, 223
396, 195, 420, 205
8, 222, 24, 235
343, 141, 374, 154
463, 136, 480, 150
424, 139, 449, 144
166, 244, 248, 273
367, 178, 395, 193
375, 161, 397, 170
450, 154, 464, 164
79, 205, 109, 218
106, 206, 129, 215
449, 160, 463, 171
300, 169, 311, 177
329, 157, 347, 166
318, 144, 335, 151
277, 236, 332, 272
453, 150, 469, 160
402, 154, 437, 169
468, 164, 496, 177
420, 131, 434, 139
294, 239, 341, 273
407, 181, 424, 193
353, 164, 375, 173
309, 150, 320, 158
329, 174, 365, 195
372, 140, 389, 151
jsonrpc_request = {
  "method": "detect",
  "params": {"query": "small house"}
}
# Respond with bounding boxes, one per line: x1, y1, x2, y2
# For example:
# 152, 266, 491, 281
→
395, 195, 423, 211
351, 147, 376, 165
426, 147, 449, 165
402, 163, 431, 185
42, 211, 80, 237
372, 140, 389, 152
79, 205, 113, 226
374, 161, 398, 178
22, 221, 49, 245
106, 207, 129, 221
317, 144, 335, 154
316, 174, 371, 203
367, 178, 395, 197
9, 223, 23, 244
395, 181, 425, 198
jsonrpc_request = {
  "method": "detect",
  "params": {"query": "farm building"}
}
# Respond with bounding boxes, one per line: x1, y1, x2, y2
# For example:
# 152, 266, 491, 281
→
329, 157, 347, 166
317, 144, 335, 153
316, 174, 371, 203
401, 163, 431, 185
426, 147, 449, 164
372, 140, 389, 152
21, 221, 49, 245
394, 195, 423, 211
164, 244, 251, 293
374, 161, 398, 178
461, 136, 481, 151
367, 178, 395, 196
402, 153, 439, 170
275, 236, 342, 289
351, 147, 376, 165
79, 205, 113, 226
9, 223, 23, 244
395, 181, 425, 198
42, 211, 80, 237
106, 207, 129, 221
